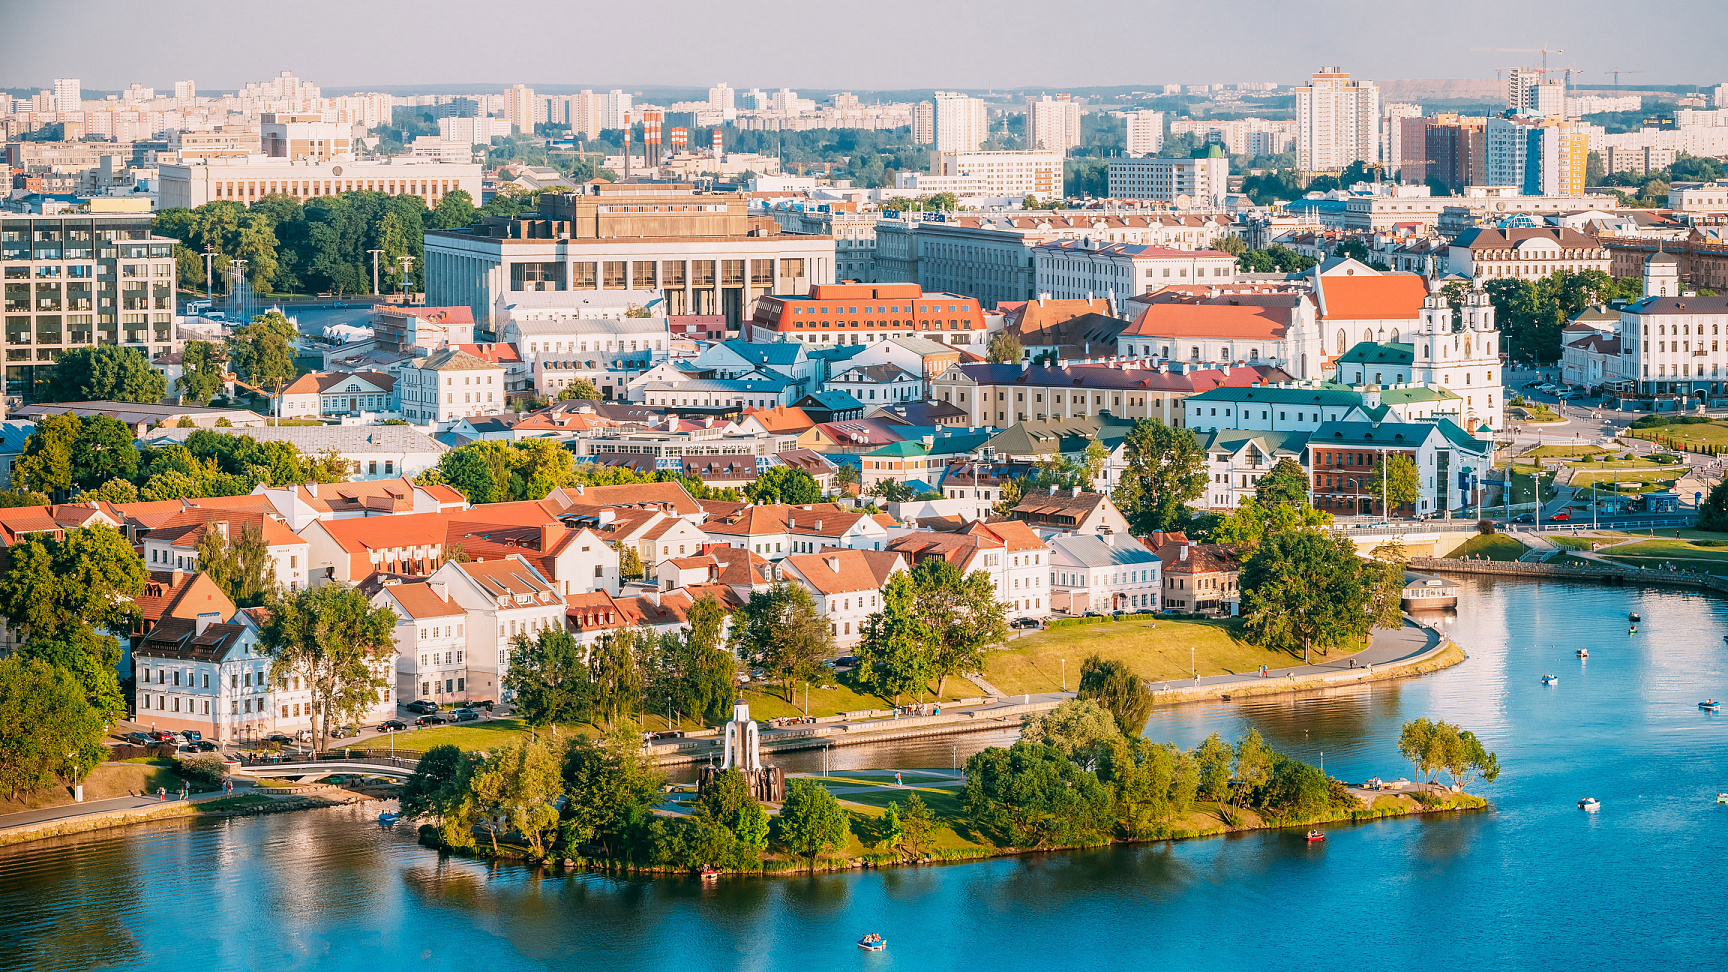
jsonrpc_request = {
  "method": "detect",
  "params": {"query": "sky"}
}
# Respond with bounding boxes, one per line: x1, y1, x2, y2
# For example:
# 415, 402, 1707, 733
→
3, 0, 1724, 93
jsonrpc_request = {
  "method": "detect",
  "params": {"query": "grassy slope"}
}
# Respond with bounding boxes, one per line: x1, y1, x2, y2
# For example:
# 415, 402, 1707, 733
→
1601, 537, 1728, 575
980, 616, 1365, 696
1447, 533, 1528, 561
1628, 422, 1728, 449
741, 676, 983, 720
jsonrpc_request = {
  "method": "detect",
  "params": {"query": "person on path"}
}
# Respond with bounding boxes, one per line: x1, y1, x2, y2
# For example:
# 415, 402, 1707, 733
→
895, 772, 903, 787
157, 787, 166, 802
180, 783, 188, 801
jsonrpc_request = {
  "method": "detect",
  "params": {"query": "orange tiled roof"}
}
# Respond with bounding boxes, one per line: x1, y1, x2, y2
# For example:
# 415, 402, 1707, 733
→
1315, 273, 1428, 322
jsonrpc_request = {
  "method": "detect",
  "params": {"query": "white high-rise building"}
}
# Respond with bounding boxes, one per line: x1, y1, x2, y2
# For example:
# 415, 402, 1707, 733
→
912, 101, 934, 145
1715, 83, 1728, 109
932, 91, 988, 153
174, 80, 196, 102
1106, 154, 1230, 207
1507, 68, 1543, 113
1528, 80, 1566, 117
1382, 103, 1422, 167
1025, 95, 1082, 153
1294, 67, 1380, 173
504, 84, 536, 133
1122, 110, 1164, 157
53, 78, 81, 113
709, 82, 735, 119
603, 90, 633, 130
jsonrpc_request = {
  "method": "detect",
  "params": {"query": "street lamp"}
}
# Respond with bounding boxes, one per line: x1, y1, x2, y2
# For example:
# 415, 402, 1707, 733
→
65, 752, 83, 802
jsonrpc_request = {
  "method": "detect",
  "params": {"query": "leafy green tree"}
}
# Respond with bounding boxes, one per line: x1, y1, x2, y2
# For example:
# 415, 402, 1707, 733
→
899, 792, 936, 858
833, 462, 860, 492
878, 799, 906, 855
74, 477, 139, 504
556, 378, 602, 401
776, 778, 852, 870
670, 597, 739, 726
587, 627, 646, 730
175, 341, 227, 405
910, 558, 1007, 696
491, 737, 564, 858
14, 412, 78, 496
1209, 496, 1331, 555
615, 543, 644, 581
1439, 727, 1501, 790
856, 572, 933, 704
1077, 654, 1154, 736
1259, 754, 1333, 821
1112, 419, 1207, 533
730, 583, 831, 702
0, 488, 49, 507
225, 311, 298, 402
256, 584, 397, 752
0, 658, 108, 801
1193, 731, 1234, 803
1368, 536, 1409, 632
867, 478, 919, 503
1700, 478, 1728, 531
428, 189, 479, 229
502, 628, 592, 728
1397, 718, 1443, 786
745, 466, 822, 505
195, 520, 275, 606
1098, 736, 1182, 839
1254, 458, 1310, 508
399, 744, 465, 818
963, 743, 1115, 848
1082, 438, 1109, 487
1240, 528, 1373, 663
560, 727, 665, 860
1018, 698, 1121, 771
1231, 728, 1273, 812
692, 767, 771, 867
1213, 234, 1247, 257
42, 346, 166, 404
986, 332, 1023, 364
1369, 453, 1422, 514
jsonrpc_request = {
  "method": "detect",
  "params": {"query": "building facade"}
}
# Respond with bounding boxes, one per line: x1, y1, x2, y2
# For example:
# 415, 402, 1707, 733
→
1105, 154, 1229, 208
1294, 67, 1380, 173
159, 157, 482, 210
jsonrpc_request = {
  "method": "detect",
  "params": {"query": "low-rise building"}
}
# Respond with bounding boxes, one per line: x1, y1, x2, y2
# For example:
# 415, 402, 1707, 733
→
1306, 418, 1492, 518
140, 510, 310, 592
1195, 429, 1310, 510
1009, 488, 1132, 536
1034, 240, 1238, 302
778, 548, 907, 648
1143, 533, 1240, 614
371, 579, 470, 705
278, 371, 397, 419
701, 502, 890, 560
143, 425, 449, 482
399, 347, 506, 425
746, 282, 989, 347
1047, 533, 1161, 615
426, 555, 566, 703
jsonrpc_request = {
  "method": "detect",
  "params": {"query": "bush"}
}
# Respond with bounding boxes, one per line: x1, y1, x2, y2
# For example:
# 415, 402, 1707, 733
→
176, 753, 227, 790
1477, 519, 1495, 535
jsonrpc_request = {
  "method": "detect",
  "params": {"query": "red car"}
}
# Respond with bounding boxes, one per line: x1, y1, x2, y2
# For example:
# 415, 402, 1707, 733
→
147, 730, 175, 742
1551, 510, 1572, 521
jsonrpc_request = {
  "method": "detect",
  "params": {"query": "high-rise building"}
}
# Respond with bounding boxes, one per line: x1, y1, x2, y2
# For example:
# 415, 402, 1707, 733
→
1507, 68, 1543, 113
260, 113, 352, 161
603, 90, 632, 130
52, 78, 81, 113
932, 92, 987, 153
708, 82, 735, 117
1025, 94, 1082, 153
1485, 116, 1588, 196
1528, 80, 1566, 117
174, 80, 196, 102
1382, 103, 1422, 168
912, 102, 934, 145
1715, 83, 1728, 109
1122, 110, 1164, 157
504, 84, 536, 134
1294, 67, 1379, 172
1424, 115, 1488, 194
1106, 152, 1230, 207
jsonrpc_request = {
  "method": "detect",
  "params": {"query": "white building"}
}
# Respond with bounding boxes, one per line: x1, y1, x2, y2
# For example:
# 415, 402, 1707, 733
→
1410, 278, 1503, 431
1034, 239, 1237, 301
1616, 252, 1728, 397
1105, 154, 1229, 208
426, 555, 566, 704
278, 370, 396, 419
1294, 67, 1380, 173
146, 425, 448, 483
140, 511, 311, 592
158, 156, 484, 210
1047, 533, 1161, 615
372, 580, 470, 705
778, 549, 906, 648
896, 150, 1065, 203
400, 348, 505, 425
1026, 95, 1082, 153
1121, 110, 1164, 157
932, 91, 988, 153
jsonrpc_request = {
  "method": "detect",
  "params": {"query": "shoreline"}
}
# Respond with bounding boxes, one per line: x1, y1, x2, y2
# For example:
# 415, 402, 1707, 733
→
0, 789, 391, 849
419, 787, 1490, 877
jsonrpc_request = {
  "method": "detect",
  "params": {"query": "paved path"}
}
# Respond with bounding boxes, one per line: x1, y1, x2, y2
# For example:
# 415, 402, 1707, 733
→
0, 783, 249, 832
1147, 620, 1441, 693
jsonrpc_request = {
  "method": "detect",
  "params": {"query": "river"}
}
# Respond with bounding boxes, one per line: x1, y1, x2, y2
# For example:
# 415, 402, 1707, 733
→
3, 576, 1726, 971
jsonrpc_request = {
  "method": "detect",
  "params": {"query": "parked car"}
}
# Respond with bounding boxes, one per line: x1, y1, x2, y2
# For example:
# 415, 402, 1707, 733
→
452, 709, 480, 723
1551, 510, 1573, 521
1011, 617, 1043, 630
182, 730, 203, 742
415, 714, 446, 727
405, 700, 437, 715
195, 740, 219, 752
378, 719, 408, 732
123, 731, 150, 745
466, 699, 495, 711
147, 730, 175, 743
1512, 513, 1535, 523
293, 729, 314, 743
329, 725, 358, 739
265, 733, 293, 745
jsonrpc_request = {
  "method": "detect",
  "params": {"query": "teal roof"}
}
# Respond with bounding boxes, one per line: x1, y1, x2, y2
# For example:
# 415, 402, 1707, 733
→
866, 431, 993, 459
1337, 341, 1415, 366
1186, 383, 1359, 406
724, 340, 803, 368
1377, 385, 1458, 405
1195, 428, 1309, 457
799, 390, 866, 411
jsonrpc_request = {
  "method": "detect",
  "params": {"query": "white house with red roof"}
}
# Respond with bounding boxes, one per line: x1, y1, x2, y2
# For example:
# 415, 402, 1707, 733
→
278, 370, 398, 419
141, 509, 312, 591
253, 478, 467, 531
371, 579, 471, 705
700, 502, 889, 561
778, 548, 907, 648
426, 554, 567, 702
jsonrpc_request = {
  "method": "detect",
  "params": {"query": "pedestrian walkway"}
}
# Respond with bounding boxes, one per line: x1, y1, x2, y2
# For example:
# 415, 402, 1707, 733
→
0, 782, 249, 833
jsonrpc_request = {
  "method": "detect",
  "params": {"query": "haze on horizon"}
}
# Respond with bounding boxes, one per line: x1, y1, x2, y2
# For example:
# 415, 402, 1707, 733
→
3, 0, 1724, 93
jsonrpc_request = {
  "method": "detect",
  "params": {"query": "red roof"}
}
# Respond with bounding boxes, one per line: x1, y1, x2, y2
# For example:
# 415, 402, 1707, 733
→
456, 343, 523, 364
1315, 273, 1428, 322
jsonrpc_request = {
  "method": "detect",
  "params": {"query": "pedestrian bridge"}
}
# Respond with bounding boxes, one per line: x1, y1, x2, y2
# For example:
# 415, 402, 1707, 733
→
232, 758, 418, 780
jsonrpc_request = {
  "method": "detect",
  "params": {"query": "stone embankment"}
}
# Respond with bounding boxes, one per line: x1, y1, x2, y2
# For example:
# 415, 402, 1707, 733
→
1412, 556, 1728, 594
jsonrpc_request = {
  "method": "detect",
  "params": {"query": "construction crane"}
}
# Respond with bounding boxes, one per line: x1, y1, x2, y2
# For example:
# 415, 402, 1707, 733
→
1559, 64, 1582, 91
1604, 69, 1646, 88
1472, 45, 1565, 79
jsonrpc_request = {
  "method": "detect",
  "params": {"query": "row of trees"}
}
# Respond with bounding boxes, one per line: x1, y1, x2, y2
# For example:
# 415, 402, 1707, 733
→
1397, 718, 1501, 790
854, 559, 1008, 703
418, 438, 741, 506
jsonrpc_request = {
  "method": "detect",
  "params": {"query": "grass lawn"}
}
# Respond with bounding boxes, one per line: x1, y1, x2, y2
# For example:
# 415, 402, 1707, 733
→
1600, 538, 1728, 575
979, 616, 1361, 695
741, 674, 983, 720
1546, 535, 1602, 550
1495, 467, 1558, 506
1521, 444, 1607, 459
1448, 533, 1529, 560
1570, 467, 1685, 490
353, 719, 533, 754
826, 782, 967, 819
1627, 422, 1728, 449
1511, 404, 1563, 423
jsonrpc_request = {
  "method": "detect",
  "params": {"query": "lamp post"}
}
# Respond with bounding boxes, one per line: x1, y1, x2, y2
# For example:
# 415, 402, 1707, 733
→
368, 249, 384, 296
65, 752, 82, 802
1191, 645, 1196, 683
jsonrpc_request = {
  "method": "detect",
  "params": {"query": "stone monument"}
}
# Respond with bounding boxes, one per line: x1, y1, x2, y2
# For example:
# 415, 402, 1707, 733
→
698, 697, 785, 802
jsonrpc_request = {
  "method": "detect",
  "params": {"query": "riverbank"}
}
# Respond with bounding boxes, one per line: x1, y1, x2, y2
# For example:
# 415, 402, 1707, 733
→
0, 784, 395, 848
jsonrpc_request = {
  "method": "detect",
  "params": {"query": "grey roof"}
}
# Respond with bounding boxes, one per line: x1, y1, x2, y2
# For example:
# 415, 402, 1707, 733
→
13, 401, 263, 423
1050, 533, 1160, 569
0, 421, 34, 455
1625, 295, 1728, 316
641, 378, 793, 393
1185, 383, 1359, 405
144, 424, 448, 454
834, 364, 918, 383
507, 317, 669, 337
411, 349, 500, 372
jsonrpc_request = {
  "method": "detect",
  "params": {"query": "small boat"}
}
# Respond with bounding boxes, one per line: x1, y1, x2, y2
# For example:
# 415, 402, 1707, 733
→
858, 934, 887, 951
1702, 700, 1722, 711
1578, 797, 1600, 812
699, 868, 720, 880
376, 812, 400, 824
1717, 793, 1728, 805
1629, 627, 1638, 635
1542, 674, 1559, 685
1577, 648, 1589, 658
1305, 830, 1326, 842
1629, 612, 1640, 622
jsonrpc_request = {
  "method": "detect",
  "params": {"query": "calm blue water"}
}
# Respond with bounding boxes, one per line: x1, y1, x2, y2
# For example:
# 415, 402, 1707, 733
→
3, 576, 1726, 971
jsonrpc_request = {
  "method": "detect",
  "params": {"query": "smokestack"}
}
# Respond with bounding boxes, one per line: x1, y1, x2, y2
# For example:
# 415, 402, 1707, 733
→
622, 113, 631, 179
671, 127, 688, 155
712, 128, 723, 160
643, 110, 663, 167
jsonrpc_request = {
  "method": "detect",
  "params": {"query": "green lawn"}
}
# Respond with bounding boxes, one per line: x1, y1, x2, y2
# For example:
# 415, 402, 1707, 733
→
1511, 404, 1563, 423
1570, 467, 1685, 490
1600, 538, 1728, 575
347, 719, 533, 754
1546, 535, 1601, 550
980, 616, 1364, 695
1627, 422, 1728, 450
741, 674, 983, 720
1521, 445, 1607, 459
1448, 533, 1529, 561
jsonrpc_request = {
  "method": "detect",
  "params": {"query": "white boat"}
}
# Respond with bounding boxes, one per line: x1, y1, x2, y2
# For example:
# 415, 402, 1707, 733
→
1578, 797, 1600, 812
1542, 674, 1560, 685
1577, 649, 1589, 658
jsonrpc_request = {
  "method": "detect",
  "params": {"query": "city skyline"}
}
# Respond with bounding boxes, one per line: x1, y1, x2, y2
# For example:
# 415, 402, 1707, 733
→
5, 0, 1726, 91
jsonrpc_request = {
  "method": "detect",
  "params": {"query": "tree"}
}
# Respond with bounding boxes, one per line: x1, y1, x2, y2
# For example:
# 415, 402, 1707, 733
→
1397, 718, 1443, 786
1113, 419, 1207, 533
502, 628, 592, 728
1193, 732, 1234, 804
225, 311, 298, 405
1369, 453, 1422, 514
730, 584, 831, 702
256, 584, 397, 753
1213, 234, 1247, 257
175, 341, 226, 405
666, 595, 736, 726
878, 800, 906, 855
588, 627, 646, 730
690, 767, 770, 867
615, 543, 644, 581
41, 346, 166, 405
1259, 754, 1333, 821
745, 466, 822, 505
776, 778, 851, 870
986, 332, 1023, 364
1209, 496, 1331, 555
493, 737, 565, 859
1240, 528, 1373, 664
1231, 728, 1273, 811
867, 478, 919, 503
1081, 438, 1109, 487
557, 378, 602, 401
0, 658, 108, 801
14, 412, 78, 496
1254, 458, 1310, 509
1077, 654, 1154, 736
195, 520, 275, 605
856, 572, 933, 704
899, 792, 936, 858
560, 727, 665, 861
1098, 736, 1182, 839
910, 558, 1007, 696
427, 189, 478, 230
399, 744, 465, 818
1018, 698, 1121, 771
1439, 728, 1501, 790
1368, 537, 1409, 631
962, 743, 1115, 848
1701, 478, 1728, 532
74, 478, 139, 504
66, 415, 139, 492
832, 462, 860, 492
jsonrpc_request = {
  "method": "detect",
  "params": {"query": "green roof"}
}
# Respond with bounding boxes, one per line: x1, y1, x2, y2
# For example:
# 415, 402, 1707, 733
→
1186, 384, 1359, 406
1196, 428, 1310, 457
1337, 341, 1415, 366
1377, 385, 1459, 405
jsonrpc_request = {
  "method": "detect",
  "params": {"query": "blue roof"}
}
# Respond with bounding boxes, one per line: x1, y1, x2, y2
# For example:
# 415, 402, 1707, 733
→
0, 421, 34, 455
799, 390, 866, 411
905, 479, 935, 494
724, 340, 803, 367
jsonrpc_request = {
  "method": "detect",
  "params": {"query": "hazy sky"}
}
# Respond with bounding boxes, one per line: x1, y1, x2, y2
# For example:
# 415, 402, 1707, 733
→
4, 0, 1724, 92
